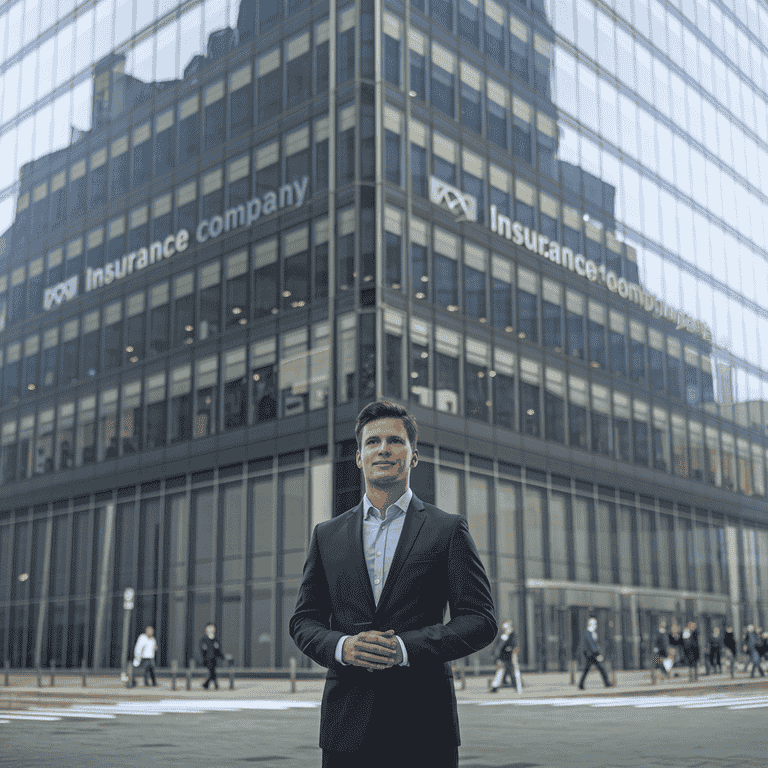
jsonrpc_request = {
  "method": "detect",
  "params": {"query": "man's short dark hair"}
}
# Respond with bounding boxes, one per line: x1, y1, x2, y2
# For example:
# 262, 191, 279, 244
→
355, 401, 418, 450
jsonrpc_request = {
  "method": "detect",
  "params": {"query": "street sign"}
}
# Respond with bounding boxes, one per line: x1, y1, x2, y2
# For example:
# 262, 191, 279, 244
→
123, 587, 135, 610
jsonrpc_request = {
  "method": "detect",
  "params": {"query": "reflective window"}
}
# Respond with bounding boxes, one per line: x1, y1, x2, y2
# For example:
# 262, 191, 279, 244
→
434, 228, 459, 312
410, 318, 432, 408
229, 64, 254, 137
258, 49, 283, 121
99, 387, 119, 461
146, 373, 167, 449
542, 279, 562, 352
591, 384, 611, 455
544, 367, 566, 443
613, 392, 631, 462
517, 267, 538, 343
519, 358, 541, 437
493, 348, 515, 429
194, 356, 218, 438
465, 338, 490, 422
569, 375, 589, 449
169, 364, 193, 444
431, 43, 456, 118
464, 243, 487, 322
121, 380, 143, 454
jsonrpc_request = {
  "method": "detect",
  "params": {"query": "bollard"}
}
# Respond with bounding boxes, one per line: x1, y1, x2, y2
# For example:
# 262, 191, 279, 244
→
650, 665, 657, 685
688, 665, 694, 683
228, 657, 235, 691
289, 657, 297, 693
81, 658, 87, 688
3, 657, 9, 687
171, 659, 178, 691
186, 659, 195, 691
473, 656, 480, 678
570, 659, 576, 685
127, 662, 135, 689
730, 656, 735, 679
37, 667, 42, 688
49, 660, 56, 688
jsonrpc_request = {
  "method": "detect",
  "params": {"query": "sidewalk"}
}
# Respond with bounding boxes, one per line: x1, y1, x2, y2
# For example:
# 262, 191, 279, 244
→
2, 667, 767, 703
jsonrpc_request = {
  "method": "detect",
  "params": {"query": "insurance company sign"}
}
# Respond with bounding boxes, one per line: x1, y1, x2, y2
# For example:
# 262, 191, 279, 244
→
43, 176, 310, 307
488, 204, 712, 341
429, 174, 711, 342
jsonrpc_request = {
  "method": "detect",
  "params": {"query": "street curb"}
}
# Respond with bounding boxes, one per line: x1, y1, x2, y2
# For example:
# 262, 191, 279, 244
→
2, 677, 768, 703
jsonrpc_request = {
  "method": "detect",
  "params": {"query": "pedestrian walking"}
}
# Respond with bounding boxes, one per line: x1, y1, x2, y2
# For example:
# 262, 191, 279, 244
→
682, 624, 698, 681
744, 624, 765, 678
489, 620, 519, 693
132, 626, 158, 687
578, 617, 612, 690
709, 627, 723, 674
653, 622, 671, 678
668, 623, 683, 676
759, 630, 768, 666
200, 623, 225, 690
289, 401, 497, 768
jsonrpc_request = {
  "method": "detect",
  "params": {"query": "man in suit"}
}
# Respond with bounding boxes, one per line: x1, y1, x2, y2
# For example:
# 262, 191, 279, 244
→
290, 401, 497, 768
578, 616, 612, 689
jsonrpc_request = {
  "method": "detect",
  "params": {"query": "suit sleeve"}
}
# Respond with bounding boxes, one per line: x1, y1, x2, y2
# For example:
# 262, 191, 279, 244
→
398, 515, 497, 666
289, 525, 347, 670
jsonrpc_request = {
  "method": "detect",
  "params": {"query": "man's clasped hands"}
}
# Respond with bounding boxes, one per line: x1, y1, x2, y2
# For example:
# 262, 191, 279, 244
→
343, 629, 404, 670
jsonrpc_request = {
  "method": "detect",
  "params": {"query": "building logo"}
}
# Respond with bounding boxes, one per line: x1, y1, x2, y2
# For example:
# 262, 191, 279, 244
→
430, 177, 477, 222
43, 275, 79, 310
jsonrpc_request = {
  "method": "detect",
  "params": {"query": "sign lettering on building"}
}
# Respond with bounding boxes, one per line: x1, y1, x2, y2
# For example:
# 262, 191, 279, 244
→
488, 203, 712, 341
52, 176, 311, 300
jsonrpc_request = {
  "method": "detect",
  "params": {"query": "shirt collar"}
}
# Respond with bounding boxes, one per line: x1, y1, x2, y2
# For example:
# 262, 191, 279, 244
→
363, 488, 413, 521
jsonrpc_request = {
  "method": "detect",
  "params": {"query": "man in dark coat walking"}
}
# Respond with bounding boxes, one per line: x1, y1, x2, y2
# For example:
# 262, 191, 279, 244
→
653, 621, 671, 678
744, 624, 765, 678
489, 620, 518, 693
708, 627, 722, 674
290, 401, 497, 768
200, 623, 225, 690
578, 617, 612, 689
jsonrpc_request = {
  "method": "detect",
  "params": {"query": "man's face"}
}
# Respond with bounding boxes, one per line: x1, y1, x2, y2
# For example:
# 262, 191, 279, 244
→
587, 619, 597, 632
713, 628, 720, 636
146, 627, 153, 637
356, 418, 417, 490
206, 625, 215, 636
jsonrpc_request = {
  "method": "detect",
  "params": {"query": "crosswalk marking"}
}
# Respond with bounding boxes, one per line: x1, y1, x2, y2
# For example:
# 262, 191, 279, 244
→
2, 693, 767, 728
475, 693, 768, 711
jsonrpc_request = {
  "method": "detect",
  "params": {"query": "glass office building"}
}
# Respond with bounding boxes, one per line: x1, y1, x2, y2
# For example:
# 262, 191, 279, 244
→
0, 0, 766, 673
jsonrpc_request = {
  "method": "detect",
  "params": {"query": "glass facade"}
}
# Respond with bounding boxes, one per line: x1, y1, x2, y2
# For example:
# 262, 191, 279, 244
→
0, 0, 766, 671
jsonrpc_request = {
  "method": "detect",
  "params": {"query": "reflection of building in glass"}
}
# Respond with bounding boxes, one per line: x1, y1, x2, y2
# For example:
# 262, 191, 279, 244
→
0, 0, 766, 675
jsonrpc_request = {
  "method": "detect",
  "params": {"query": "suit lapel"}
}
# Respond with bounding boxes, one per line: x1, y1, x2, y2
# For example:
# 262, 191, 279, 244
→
344, 502, 376, 617
374, 494, 426, 616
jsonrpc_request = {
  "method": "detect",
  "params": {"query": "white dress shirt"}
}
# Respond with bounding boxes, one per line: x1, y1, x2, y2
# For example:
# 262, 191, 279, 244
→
133, 633, 158, 666
334, 489, 412, 667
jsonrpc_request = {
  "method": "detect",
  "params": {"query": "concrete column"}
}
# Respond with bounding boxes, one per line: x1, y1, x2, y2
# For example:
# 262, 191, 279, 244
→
92, 502, 116, 668
526, 591, 536, 669
629, 592, 640, 669
33, 514, 54, 669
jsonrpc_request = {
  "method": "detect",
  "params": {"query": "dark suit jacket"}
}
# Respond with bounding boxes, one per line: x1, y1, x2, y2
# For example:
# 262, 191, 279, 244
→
583, 630, 602, 658
289, 494, 497, 752
492, 632, 517, 663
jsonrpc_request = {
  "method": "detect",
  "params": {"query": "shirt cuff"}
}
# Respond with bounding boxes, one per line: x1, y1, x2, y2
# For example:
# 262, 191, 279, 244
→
335, 635, 350, 665
395, 635, 408, 666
